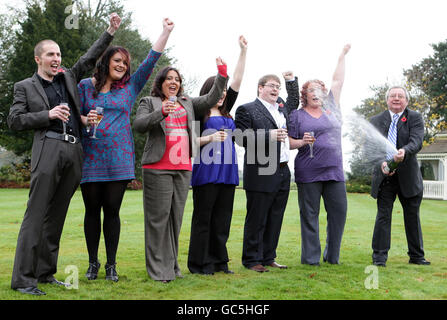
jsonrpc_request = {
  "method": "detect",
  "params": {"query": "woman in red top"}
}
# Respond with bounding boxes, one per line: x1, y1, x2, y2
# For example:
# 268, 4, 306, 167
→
134, 58, 228, 282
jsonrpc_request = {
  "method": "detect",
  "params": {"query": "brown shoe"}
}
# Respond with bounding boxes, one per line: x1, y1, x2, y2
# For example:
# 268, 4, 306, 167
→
268, 261, 288, 269
248, 264, 269, 272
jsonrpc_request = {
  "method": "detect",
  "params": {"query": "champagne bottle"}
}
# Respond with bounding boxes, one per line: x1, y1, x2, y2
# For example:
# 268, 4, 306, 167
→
384, 159, 399, 174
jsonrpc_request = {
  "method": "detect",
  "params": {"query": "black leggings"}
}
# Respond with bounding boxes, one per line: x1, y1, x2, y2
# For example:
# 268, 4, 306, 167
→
80, 180, 129, 265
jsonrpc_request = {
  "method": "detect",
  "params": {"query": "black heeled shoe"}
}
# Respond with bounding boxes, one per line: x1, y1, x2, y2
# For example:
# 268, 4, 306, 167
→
105, 263, 119, 282
85, 261, 100, 280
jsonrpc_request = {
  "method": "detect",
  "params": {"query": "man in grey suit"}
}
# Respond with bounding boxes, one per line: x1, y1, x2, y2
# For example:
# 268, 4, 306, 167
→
370, 86, 430, 267
7, 14, 121, 295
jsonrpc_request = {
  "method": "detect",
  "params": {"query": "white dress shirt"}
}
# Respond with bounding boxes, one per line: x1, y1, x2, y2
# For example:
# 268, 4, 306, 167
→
258, 97, 290, 163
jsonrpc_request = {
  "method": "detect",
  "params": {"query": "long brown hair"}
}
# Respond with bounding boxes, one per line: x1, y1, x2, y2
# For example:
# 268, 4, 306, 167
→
199, 76, 231, 121
93, 46, 131, 98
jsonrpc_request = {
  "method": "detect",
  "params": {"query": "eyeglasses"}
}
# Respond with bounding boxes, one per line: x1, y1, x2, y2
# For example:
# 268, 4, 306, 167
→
389, 94, 406, 100
263, 83, 281, 90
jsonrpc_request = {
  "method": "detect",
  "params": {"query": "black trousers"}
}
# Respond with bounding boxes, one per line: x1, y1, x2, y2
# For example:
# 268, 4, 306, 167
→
11, 138, 83, 289
188, 183, 236, 274
242, 167, 290, 268
80, 180, 129, 265
372, 175, 425, 263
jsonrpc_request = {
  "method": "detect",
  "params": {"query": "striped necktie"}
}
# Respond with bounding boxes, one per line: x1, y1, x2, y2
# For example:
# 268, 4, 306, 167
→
386, 113, 399, 160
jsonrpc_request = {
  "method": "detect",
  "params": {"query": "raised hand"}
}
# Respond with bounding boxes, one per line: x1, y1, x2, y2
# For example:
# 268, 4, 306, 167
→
342, 44, 351, 56
282, 71, 294, 81
152, 18, 174, 53
216, 57, 227, 77
107, 13, 122, 35
163, 18, 175, 33
216, 57, 226, 66
239, 35, 248, 50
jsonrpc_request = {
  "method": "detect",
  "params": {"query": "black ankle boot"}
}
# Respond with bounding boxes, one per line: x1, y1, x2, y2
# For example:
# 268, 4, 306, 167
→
105, 263, 118, 282
86, 261, 100, 280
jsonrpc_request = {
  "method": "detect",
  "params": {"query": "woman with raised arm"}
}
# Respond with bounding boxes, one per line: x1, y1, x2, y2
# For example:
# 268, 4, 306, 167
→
78, 18, 174, 282
288, 44, 351, 266
134, 58, 228, 283
188, 36, 248, 275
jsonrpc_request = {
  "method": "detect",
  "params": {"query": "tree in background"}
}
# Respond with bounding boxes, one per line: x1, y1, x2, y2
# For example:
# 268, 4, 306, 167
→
347, 82, 444, 185
0, 0, 174, 182
345, 85, 387, 184
404, 39, 447, 141
347, 38, 447, 185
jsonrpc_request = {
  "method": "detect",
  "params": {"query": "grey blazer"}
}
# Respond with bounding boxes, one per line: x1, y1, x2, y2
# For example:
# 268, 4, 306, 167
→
370, 108, 424, 199
7, 31, 114, 172
134, 73, 227, 165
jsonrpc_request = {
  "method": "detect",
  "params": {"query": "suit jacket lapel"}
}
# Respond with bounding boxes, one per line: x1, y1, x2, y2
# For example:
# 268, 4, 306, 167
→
63, 72, 80, 114
279, 106, 289, 122
153, 97, 166, 133
255, 99, 278, 128
32, 73, 50, 109
396, 108, 407, 132
178, 97, 193, 135
381, 110, 392, 135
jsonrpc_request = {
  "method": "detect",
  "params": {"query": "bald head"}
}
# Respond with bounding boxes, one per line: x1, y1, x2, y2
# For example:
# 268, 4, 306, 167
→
34, 40, 58, 58
34, 40, 61, 81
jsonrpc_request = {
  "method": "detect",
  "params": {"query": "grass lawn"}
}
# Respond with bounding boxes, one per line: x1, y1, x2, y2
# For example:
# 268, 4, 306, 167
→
0, 188, 446, 300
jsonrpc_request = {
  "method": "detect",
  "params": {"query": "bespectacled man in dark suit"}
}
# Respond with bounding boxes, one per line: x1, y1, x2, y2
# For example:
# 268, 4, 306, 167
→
370, 86, 430, 267
7, 13, 121, 295
235, 72, 299, 272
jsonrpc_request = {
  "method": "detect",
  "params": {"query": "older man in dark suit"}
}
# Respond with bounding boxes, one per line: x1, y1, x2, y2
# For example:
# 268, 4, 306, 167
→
235, 72, 299, 272
370, 86, 430, 267
7, 14, 121, 295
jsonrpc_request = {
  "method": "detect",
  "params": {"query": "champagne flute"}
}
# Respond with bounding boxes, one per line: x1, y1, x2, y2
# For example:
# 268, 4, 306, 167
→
60, 102, 69, 135
309, 131, 315, 158
91, 106, 104, 139
281, 124, 287, 142
216, 126, 225, 156
168, 96, 177, 115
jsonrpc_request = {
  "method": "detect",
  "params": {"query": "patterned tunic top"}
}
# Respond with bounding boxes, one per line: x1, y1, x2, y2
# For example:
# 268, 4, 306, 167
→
78, 49, 162, 183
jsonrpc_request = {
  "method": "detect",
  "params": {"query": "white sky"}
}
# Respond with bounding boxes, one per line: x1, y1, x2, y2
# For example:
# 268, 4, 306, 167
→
2, 0, 447, 171
123, 0, 447, 171
121, 0, 447, 109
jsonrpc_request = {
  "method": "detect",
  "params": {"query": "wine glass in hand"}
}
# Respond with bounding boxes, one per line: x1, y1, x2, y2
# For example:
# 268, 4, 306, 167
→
91, 107, 104, 139
215, 126, 226, 156
309, 131, 315, 158
60, 102, 69, 135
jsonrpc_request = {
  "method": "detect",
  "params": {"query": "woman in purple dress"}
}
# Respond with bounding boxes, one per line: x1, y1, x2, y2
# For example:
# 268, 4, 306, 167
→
288, 44, 351, 266
188, 36, 248, 275
78, 19, 174, 282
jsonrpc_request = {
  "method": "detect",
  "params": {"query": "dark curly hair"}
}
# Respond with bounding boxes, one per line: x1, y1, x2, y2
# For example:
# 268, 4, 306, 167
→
300, 79, 327, 108
92, 46, 131, 98
151, 66, 184, 99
